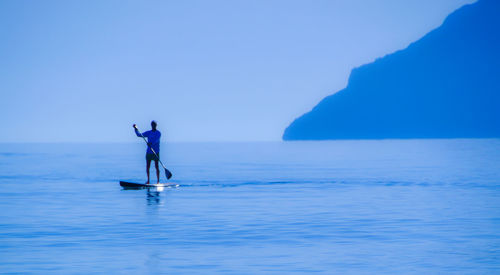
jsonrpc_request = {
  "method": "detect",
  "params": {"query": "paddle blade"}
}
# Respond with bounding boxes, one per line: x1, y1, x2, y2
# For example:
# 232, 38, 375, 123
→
165, 168, 172, 180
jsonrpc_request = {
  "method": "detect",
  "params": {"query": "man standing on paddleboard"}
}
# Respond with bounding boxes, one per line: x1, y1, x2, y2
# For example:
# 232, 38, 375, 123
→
133, 121, 161, 184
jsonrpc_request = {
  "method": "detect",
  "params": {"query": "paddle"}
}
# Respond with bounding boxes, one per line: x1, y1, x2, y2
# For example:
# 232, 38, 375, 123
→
134, 125, 172, 180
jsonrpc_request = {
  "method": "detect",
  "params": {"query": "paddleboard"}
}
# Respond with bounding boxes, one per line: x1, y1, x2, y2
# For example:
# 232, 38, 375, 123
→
120, 181, 179, 188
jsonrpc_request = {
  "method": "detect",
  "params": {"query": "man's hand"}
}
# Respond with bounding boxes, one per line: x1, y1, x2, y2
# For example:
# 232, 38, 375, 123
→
133, 124, 137, 129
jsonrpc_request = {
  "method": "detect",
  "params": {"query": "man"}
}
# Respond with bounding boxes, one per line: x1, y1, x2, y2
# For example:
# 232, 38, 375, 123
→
133, 121, 161, 184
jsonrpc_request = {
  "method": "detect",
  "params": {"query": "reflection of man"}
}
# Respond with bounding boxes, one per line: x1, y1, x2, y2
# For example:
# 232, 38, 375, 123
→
147, 189, 161, 205
133, 121, 161, 184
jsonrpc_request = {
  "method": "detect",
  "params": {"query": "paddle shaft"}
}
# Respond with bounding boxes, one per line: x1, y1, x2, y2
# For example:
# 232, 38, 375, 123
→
135, 127, 172, 179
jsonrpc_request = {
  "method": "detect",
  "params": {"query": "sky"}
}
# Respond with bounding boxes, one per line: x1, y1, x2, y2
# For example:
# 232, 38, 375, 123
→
0, 0, 476, 142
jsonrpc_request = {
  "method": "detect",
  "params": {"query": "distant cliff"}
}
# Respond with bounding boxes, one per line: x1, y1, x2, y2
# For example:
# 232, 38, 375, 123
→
283, 0, 500, 140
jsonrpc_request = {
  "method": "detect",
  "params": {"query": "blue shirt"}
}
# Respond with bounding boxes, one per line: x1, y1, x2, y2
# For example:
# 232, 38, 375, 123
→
136, 129, 161, 154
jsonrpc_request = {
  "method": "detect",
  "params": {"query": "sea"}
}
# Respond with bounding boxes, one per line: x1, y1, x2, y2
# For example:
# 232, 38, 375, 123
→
0, 139, 499, 274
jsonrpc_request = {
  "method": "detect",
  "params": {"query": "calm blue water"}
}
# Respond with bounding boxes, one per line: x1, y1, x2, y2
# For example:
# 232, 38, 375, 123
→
1, 140, 500, 274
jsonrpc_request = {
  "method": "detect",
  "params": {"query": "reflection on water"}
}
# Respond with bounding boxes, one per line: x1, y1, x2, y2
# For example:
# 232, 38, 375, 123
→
146, 189, 162, 205
120, 185, 166, 205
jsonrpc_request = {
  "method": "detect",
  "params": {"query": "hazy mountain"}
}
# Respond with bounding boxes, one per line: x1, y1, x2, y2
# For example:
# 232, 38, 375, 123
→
283, 0, 500, 140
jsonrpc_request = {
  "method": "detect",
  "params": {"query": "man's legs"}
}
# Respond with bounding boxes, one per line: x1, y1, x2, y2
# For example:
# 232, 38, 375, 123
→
146, 159, 152, 184
154, 160, 160, 183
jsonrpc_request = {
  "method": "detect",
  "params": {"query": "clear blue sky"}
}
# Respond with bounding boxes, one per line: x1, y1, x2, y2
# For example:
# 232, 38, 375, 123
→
0, 0, 475, 142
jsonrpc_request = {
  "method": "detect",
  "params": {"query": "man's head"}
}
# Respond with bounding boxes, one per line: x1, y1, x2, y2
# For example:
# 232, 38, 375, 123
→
151, 120, 157, 130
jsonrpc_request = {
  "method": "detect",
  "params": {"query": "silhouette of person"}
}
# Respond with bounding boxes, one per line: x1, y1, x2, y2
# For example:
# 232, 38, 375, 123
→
133, 121, 161, 184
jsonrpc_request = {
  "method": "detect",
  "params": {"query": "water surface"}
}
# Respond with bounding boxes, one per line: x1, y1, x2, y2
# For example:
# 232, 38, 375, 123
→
1, 140, 499, 274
